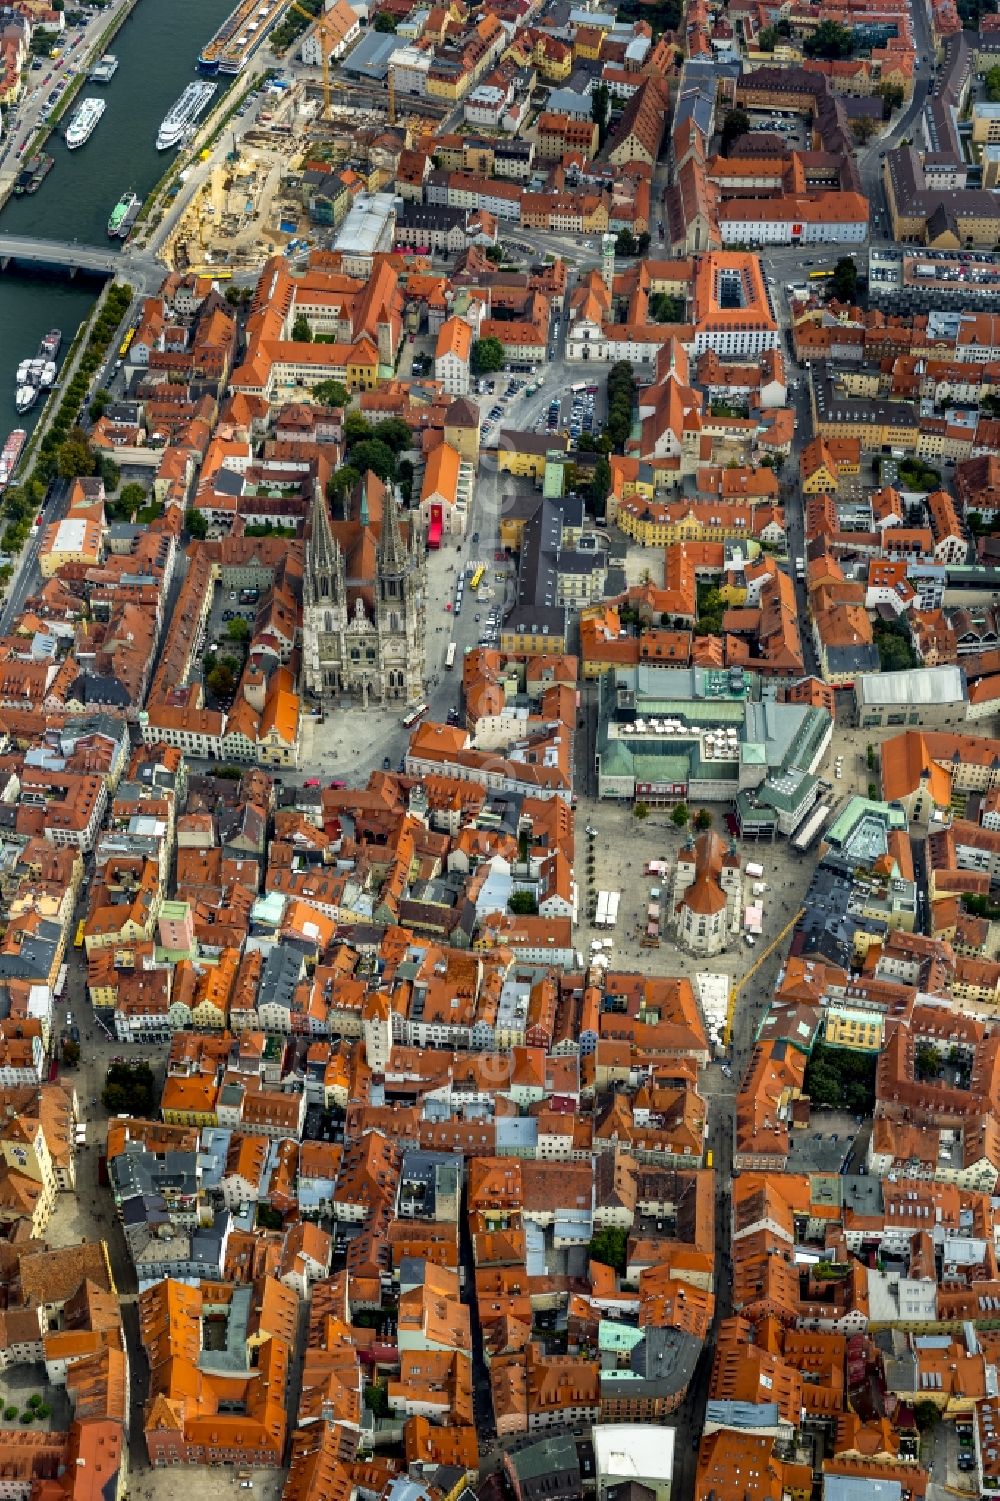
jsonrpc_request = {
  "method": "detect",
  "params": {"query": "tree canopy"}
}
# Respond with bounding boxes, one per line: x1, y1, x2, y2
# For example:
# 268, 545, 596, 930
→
471, 336, 505, 374
803, 1041, 876, 1114
348, 439, 397, 483
101, 1060, 155, 1117
56, 428, 96, 480
588, 1226, 628, 1274
649, 292, 685, 323
828, 256, 858, 303
313, 378, 350, 408
605, 361, 635, 451
591, 81, 610, 141
720, 108, 750, 155
804, 20, 853, 57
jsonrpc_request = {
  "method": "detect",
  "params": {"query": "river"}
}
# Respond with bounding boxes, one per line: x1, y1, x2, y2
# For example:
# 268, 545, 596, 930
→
0, 0, 237, 441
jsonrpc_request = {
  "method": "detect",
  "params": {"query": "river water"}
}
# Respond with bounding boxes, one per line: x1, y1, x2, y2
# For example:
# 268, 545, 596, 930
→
0, 0, 236, 442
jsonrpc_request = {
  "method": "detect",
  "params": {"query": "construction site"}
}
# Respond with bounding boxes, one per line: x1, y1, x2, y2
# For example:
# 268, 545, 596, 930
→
160, 15, 449, 275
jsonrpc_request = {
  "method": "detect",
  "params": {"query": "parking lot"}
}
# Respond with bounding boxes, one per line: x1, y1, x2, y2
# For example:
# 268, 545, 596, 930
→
479, 373, 535, 447
547, 382, 599, 444
745, 107, 808, 150
188, 582, 260, 709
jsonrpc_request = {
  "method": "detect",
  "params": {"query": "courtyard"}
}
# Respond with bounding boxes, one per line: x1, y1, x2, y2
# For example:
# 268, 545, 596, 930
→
0, 1370, 70, 1435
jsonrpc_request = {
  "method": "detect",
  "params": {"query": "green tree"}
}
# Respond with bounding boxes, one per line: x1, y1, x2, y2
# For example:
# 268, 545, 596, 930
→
874, 622, 916, 672
89, 388, 111, 422
185, 507, 209, 540
98, 455, 120, 493
915, 1043, 942, 1081
102, 1082, 127, 1114
327, 466, 359, 505
588, 1226, 628, 1274
349, 439, 397, 482
34, 1406, 50, 1420
291, 313, 312, 342
720, 108, 750, 155
850, 115, 879, 145
877, 81, 905, 116
914, 1400, 940, 1432
227, 617, 251, 643
113, 481, 147, 520
829, 256, 858, 302
471, 336, 505, 374
26, 1397, 41, 1410
606, 361, 635, 451
3, 1406, 17, 1420
313, 378, 350, 407
591, 81, 610, 142
803, 1040, 877, 1112
56, 428, 95, 480
804, 19, 853, 57
397, 458, 414, 504
372, 418, 414, 453
634, 801, 650, 821
364, 1380, 390, 1417
671, 802, 689, 828
614, 228, 638, 256
590, 454, 611, 514
757, 24, 777, 48
987, 65, 1000, 102
207, 663, 236, 699
373, 10, 396, 28
62, 1040, 81, 1067
344, 410, 372, 444
696, 585, 725, 636
694, 808, 712, 831
649, 292, 684, 323
509, 890, 539, 916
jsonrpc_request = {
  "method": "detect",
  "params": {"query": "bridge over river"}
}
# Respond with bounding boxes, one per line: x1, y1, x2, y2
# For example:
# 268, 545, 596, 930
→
0, 233, 164, 287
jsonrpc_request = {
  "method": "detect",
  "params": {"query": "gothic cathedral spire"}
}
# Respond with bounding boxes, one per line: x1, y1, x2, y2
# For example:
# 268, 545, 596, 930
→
307, 483, 341, 603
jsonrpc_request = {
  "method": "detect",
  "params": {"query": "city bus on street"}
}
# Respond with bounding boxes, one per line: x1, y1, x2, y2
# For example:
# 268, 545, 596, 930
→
808, 268, 834, 281
470, 564, 486, 591
401, 702, 428, 728
74, 919, 86, 948
445, 642, 457, 670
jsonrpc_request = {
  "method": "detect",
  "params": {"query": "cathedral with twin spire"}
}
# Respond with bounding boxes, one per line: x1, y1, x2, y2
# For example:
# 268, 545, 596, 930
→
302, 470, 426, 707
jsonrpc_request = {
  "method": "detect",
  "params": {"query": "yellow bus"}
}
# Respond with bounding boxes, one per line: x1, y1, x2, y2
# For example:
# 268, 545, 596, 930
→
808, 268, 834, 281
118, 326, 136, 358
470, 564, 485, 590
706, 1149, 713, 1169
74, 919, 86, 948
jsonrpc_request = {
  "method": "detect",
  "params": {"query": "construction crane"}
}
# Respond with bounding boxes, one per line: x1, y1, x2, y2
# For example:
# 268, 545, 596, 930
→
723, 906, 805, 1048
291, 1, 339, 118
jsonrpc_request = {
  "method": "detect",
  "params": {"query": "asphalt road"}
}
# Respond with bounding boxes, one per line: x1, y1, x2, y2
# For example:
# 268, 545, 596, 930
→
0, 0, 137, 191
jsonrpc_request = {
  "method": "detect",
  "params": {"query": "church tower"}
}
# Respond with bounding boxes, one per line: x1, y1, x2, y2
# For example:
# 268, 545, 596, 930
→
601, 232, 616, 294
303, 484, 346, 697
376, 493, 425, 703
